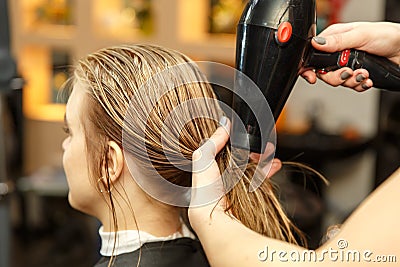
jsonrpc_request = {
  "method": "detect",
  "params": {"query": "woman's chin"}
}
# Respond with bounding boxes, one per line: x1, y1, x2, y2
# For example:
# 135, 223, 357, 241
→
68, 192, 100, 218
68, 192, 86, 213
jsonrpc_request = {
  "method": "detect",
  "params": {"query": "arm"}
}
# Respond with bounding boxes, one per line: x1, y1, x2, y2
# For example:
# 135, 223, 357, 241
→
302, 22, 400, 91
189, 124, 400, 266
319, 168, 400, 262
189, 122, 309, 267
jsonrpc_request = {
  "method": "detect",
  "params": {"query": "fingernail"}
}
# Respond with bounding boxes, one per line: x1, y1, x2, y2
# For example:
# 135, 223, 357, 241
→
356, 74, 366, 82
272, 161, 280, 167
362, 83, 371, 90
340, 71, 351, 80
313, 36, 326, 45
219, 116, 228, 127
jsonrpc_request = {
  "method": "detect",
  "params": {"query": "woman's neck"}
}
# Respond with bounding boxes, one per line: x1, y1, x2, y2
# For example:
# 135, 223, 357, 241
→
97, 170, 182, 235
100, 197, 182, 236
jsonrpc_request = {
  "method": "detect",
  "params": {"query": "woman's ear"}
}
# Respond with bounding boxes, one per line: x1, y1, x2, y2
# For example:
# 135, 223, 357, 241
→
106, 141, 124, 182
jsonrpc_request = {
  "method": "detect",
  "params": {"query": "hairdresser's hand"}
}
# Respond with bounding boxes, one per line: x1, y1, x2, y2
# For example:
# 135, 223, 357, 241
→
189, 118, 281, 229
302, 22, 400, 92
189, 120, 230, 229
249, 143, 282, 177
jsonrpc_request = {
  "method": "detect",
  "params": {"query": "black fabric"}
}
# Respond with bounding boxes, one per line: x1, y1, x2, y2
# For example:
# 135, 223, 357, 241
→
94, 238, 210, 267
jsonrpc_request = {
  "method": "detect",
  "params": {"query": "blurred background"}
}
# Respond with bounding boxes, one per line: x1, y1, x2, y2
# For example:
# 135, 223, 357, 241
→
0, 0, 399, 266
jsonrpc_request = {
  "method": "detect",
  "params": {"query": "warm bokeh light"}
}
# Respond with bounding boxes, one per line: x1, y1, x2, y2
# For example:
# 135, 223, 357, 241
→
19, 45, 66, 121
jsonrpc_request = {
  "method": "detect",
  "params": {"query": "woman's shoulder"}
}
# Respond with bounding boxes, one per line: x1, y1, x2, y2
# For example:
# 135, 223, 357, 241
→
94, 238, 210, 267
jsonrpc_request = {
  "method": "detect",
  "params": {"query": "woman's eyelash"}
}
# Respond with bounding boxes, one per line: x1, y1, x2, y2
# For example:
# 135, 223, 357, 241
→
62, 126, 70, 134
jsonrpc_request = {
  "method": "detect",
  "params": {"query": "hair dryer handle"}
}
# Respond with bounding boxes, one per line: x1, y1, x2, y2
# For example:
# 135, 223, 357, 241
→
305, 48, 400, 91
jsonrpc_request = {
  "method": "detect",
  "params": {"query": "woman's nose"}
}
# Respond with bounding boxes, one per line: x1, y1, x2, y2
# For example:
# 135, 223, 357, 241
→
62, 138, 68, 151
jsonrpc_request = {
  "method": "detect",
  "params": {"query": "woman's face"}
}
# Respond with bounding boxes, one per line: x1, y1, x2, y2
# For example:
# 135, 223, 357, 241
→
62, 84, 100, 216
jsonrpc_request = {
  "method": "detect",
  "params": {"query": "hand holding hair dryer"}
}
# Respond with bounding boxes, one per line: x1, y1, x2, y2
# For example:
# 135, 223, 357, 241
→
231, 0, 400, 153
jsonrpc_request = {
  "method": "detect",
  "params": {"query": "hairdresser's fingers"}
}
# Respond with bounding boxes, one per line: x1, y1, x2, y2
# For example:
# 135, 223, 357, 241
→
338, 69, 368, 87
266, 159, 282, 178
301, 66, 371, 92
248, 157, 282, 192
264, 158, 282, 179
353, 78, 374, 92
191, 118, 231, 207
317, 68, 373, 91
312, 25, 366, 53
192, 120, 230, 184
301, 70, 318, 84
340, 69, 371, 91
250, 142, 281, 180
316, 67, 355, 87
249, 142, 276, 162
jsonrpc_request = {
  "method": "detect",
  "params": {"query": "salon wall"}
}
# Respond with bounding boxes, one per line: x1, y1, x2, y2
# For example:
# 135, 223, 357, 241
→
285, 0, 386, 227
24, 120, 65, 174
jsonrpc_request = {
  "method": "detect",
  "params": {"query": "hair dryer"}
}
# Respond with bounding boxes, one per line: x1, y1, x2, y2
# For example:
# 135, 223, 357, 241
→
231, 0, 400, 153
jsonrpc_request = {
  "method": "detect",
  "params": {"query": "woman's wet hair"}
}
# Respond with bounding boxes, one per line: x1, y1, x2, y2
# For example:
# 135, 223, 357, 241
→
72, 45, 306, 260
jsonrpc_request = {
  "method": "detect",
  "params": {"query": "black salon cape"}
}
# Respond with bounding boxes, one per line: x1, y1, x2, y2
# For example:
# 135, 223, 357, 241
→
94, 237, 210, 267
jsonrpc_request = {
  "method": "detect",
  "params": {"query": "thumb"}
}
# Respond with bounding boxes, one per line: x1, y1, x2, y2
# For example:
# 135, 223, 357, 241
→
190, 117, 230, 207
312, 30, 366, 53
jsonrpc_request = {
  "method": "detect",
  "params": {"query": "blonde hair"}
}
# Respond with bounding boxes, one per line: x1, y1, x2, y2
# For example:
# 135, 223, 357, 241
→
73, 44, 304, 252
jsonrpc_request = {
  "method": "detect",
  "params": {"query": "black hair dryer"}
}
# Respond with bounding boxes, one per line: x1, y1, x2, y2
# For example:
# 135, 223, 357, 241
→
231, 0, 400, 153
